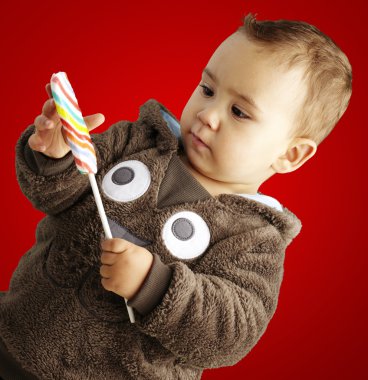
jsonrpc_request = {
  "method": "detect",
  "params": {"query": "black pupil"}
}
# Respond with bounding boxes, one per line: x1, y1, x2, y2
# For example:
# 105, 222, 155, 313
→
112, 167, 135, 185
172, 218, 194, 241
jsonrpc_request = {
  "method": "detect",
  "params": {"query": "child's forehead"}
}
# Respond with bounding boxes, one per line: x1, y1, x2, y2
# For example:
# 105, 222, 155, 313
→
210, 32, 296, 74
207, 33, 306, 90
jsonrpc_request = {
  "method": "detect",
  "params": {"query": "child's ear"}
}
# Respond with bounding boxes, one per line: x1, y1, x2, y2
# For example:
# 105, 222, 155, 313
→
272, 137, 317, 174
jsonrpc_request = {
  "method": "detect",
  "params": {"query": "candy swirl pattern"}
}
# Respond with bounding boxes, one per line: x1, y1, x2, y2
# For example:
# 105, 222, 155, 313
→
50, 72, 97, 174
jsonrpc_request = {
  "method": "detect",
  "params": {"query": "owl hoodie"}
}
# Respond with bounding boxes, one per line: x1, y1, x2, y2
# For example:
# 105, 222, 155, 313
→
0, 99, 301, 379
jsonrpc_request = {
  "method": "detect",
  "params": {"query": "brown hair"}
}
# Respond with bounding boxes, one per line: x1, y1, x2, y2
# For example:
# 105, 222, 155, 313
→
237, 13, 352, 145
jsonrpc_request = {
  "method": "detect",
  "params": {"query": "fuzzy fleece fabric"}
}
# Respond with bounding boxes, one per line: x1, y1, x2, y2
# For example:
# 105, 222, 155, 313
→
0, 99, 301, 379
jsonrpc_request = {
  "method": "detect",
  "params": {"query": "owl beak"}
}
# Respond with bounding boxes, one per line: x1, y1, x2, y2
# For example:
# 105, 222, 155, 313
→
107, 217, 152, 247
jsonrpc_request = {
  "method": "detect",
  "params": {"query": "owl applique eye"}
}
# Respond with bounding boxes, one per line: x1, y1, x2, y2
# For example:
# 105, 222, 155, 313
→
102, 160, 151, 202
162, 211, 211, 259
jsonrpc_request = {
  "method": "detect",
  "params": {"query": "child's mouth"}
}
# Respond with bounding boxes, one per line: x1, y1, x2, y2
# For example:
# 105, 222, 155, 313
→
191, 133, 208, 148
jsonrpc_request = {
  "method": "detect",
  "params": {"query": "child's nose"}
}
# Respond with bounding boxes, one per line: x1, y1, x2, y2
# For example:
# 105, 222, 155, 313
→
197, 106, 220, 130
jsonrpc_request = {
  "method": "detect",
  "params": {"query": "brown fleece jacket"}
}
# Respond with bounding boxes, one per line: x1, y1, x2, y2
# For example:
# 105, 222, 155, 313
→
0, 99, 301, 379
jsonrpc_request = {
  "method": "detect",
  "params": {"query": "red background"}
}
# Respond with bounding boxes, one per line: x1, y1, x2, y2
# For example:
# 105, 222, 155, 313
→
1, 0, 366, 379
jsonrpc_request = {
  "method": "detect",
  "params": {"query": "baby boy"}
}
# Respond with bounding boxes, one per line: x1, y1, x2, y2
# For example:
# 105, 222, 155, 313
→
0, 13, 352, 380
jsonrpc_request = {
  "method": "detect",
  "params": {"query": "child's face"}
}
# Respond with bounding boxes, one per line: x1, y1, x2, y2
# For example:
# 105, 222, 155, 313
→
180, 32, 307, 194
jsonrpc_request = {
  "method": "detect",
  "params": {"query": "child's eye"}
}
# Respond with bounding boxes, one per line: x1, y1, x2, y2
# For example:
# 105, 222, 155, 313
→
232, 106, 250, 119
199, 84, 213, 97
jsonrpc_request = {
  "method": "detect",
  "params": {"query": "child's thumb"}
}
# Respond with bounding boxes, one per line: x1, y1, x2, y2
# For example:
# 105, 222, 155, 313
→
84, 113, 105, 131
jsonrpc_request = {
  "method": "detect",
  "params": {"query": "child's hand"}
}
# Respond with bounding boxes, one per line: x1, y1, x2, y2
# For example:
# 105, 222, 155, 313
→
28, 83, 105, 158
100, 238, 154, 300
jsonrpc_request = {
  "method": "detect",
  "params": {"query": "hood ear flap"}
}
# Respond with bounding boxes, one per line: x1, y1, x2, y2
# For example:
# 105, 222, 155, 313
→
137, 99, 180, 154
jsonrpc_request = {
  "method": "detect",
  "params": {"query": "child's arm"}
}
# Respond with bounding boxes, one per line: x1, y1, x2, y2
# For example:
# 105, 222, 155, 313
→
129, 228, 287, 368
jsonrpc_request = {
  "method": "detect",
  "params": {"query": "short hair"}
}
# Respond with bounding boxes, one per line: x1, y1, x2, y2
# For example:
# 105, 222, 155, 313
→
237, 13, 352, 145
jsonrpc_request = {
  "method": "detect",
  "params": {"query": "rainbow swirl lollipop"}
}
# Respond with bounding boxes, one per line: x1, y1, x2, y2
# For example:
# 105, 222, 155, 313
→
50, 72, 97, 174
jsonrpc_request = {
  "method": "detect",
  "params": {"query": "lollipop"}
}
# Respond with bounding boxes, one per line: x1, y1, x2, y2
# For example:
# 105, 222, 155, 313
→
50, 72, 135, 323
51, 73, 97, 174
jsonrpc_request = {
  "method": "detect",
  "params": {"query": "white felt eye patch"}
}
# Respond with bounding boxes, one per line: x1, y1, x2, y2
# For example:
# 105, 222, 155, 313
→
102, 160, 151, 202
162, 211, 210, 259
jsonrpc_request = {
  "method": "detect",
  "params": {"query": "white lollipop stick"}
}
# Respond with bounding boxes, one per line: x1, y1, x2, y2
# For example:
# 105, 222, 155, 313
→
89, 173, 135, 323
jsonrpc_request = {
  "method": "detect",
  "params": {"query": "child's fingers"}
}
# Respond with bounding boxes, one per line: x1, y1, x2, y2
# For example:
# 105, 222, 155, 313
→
34, 114, 54, 132
31, 113, 59, 152
41, 98, 57, 119
28, 132, 46, 152
100, 252, 118, 265
100, 264, 111, 279
41, 99, 62, 129
45, 83, 52, 99
101, 238, 129, 253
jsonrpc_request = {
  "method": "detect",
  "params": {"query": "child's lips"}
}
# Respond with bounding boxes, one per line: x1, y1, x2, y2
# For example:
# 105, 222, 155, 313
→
191, 132, 209, 148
